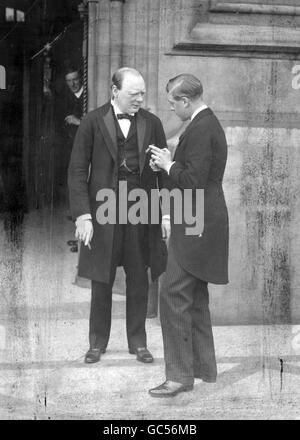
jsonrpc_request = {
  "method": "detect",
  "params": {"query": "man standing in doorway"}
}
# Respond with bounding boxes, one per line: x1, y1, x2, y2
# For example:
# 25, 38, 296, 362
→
64, 66, 84, 142
149, 74, 229, 397
57, 65, 84, 251
68, 67, 169, 364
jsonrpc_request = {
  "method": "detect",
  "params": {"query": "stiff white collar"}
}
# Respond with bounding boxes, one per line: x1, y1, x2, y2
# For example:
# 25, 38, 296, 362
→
75, 87, 84, 99
191, 104, 208, 121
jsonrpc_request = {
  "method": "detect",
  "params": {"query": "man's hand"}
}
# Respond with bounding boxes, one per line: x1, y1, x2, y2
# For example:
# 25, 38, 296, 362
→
147, 145, 161, 172
65, 115, 81, 126
149, 158, 161, 173
75, 218, 93, 248
149, 146, 172, 172
161, 216, 171, 241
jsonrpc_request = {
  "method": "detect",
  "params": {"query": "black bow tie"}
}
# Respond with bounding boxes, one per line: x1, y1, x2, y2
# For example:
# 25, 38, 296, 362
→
117, 113, 134, 121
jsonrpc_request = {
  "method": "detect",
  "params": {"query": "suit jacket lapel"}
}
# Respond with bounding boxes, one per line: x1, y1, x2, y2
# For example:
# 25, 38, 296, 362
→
98, 105, 118, 162
177, 108, 212, 145
178, 129, 188, 144
174, 127, 189, 160
136, 111, 147, 172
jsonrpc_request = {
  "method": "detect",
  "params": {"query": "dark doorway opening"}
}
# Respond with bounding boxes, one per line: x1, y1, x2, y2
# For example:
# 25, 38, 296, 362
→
1, 0, 84, 218
23, 0, 84, 210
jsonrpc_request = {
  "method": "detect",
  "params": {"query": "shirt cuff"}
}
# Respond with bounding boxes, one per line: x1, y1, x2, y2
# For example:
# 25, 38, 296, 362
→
76, 214, 92, 225
166, 161, 175, 175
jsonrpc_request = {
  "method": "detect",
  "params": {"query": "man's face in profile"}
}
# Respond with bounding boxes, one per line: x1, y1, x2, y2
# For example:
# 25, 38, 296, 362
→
65, 71, 82, 94
167, 93, 190, 122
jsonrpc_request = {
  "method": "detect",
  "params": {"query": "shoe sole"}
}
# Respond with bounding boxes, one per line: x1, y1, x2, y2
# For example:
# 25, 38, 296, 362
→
149, 385, 193, 398
137, 357, 153, 363
84, 358, 100, 364
129, 349, 154, 363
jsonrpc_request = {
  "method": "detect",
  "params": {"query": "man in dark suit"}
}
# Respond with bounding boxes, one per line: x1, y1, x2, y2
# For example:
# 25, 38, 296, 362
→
63, 66, 84, 142
68, 67, 168, 364
54, 66, 83, 204
148, 73, 229, 397
57, 66, 84, 251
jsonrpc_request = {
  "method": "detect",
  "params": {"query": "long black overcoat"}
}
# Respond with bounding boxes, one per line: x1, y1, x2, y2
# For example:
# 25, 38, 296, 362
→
68, 102, 168, 283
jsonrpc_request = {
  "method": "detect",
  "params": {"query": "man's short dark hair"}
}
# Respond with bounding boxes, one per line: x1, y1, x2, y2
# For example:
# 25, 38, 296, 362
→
64, 64, 82, 78
166, 74, 203, 101
111, 67, 143, 90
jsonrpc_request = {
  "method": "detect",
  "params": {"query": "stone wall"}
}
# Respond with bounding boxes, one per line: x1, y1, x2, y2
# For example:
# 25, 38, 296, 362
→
86, 0, 300, 324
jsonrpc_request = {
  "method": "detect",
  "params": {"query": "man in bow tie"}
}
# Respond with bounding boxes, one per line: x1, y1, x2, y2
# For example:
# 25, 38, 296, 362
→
148, 73, 229, 397
68, 67, 169, 364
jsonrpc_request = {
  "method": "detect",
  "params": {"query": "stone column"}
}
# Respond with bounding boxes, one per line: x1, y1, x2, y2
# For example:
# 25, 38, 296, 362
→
87, 0, 126, 108
123, 0, 161, 113
86, 0, 98, 110
110, 0, 125, 78
87, 0, 163, 112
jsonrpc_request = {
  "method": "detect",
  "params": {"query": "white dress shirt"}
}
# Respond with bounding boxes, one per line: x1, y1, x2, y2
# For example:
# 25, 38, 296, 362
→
111, 100, 133, 138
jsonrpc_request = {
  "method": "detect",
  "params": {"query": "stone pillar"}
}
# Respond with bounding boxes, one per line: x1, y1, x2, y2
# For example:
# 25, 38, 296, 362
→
123, 0, 161, 113
110, 0, 125, 77
87, 0, 99, 110
87, 0, 162, 113
88, 0, 111, 108
87, 0, 126, 109
89, 2, 167, 116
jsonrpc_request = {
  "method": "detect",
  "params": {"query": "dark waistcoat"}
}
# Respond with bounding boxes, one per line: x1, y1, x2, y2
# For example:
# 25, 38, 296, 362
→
114, 116, 140, 176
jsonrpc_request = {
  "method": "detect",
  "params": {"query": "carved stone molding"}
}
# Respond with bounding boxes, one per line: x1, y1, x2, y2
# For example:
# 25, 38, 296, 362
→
167, 1, 300, 59
210, 1, 300, 16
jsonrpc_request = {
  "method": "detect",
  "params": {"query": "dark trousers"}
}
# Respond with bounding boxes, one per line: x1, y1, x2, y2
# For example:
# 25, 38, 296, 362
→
160, 240, 217, 385
89, 221, 149, 351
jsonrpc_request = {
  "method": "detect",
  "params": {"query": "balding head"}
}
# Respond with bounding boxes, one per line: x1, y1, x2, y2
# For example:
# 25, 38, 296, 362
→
112, 67, 143, 90
111, 67, 146, 114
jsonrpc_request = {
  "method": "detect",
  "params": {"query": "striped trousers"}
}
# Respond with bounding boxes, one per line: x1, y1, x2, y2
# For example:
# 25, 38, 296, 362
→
160, 240, 217, 385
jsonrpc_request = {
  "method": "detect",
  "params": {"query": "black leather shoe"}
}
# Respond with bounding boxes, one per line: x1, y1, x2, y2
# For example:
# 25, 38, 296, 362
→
149, 380, 193, 398
129, 347, 154, 363
84, 347, 106, 364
